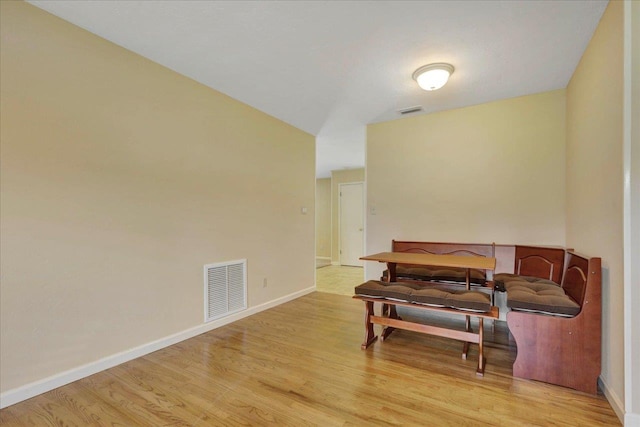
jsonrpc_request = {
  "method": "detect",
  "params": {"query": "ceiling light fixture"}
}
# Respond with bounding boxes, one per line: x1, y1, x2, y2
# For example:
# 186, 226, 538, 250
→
412, 63, 454, 91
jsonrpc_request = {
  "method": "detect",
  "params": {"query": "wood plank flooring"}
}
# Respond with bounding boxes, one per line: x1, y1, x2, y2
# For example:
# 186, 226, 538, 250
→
316, 265, 363, 296
0, 292, 620, 426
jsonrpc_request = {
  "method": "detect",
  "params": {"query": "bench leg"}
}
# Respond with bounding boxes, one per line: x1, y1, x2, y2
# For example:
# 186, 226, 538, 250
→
361, 300, 378, 350
381, 302, 401, 341
462, 315, 471, 359
381, 326, 395, 341
382, 303, 402, 319
389, 304, 400, 320
476, 318, 486, 376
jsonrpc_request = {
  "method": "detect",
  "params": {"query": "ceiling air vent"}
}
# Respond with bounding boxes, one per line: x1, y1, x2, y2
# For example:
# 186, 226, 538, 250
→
398, 105, 423, 115
204, 259, 247, 322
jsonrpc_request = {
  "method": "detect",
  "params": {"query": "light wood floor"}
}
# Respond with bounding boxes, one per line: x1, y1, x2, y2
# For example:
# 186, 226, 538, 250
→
0, 292, 620, 426
316, 265, 364, 296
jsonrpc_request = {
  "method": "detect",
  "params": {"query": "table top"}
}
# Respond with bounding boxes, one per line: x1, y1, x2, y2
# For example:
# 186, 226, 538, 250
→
360, 251, 496, 270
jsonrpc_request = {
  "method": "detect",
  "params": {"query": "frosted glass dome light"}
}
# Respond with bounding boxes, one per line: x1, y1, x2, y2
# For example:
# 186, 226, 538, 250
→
412, 63, 454, 91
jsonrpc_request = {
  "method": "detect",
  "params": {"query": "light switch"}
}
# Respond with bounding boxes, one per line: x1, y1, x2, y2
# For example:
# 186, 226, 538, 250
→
301, 207, 308, 214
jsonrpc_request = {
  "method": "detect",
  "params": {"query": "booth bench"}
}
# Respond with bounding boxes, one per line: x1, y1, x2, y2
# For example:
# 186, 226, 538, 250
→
355, 240, 602, 394
502, 250, 601, 394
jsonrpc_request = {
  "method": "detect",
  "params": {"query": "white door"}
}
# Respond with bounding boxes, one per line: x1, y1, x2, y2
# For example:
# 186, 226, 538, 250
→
339, 182, 364, 266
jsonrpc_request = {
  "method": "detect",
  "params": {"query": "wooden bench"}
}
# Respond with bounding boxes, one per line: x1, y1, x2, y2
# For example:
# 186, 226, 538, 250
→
505, 252, 601, 394
354, 280, 499, 376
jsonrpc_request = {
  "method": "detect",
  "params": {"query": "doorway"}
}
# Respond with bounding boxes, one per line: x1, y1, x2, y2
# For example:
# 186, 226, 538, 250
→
339, 182, 364, 267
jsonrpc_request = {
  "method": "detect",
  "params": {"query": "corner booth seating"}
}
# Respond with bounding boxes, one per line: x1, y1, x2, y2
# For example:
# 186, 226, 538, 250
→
354, 240, 602, 394
501, 248, 601, 394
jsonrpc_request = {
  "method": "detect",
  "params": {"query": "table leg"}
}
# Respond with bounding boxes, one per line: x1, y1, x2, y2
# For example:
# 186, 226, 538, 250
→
381, 262, 396, 317
462, 267, 472, 358
381, 301, 400, 341
476, 318, 486, 376
387, 262, 397, 282
382, 303, 389, 316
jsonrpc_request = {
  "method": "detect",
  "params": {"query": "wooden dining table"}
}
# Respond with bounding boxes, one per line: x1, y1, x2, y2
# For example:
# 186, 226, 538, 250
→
360, 251, 496, 290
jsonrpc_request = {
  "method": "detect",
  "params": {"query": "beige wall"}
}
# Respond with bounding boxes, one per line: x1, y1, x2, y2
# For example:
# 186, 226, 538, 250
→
0, 1, 315, 394
566, 0, 625, 414
315, 178, 331, 258
330, 169, 365, 264
366, 90, 566, 278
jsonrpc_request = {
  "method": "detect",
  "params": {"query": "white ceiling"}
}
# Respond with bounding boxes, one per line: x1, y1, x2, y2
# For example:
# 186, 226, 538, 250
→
28, 0, 608, 178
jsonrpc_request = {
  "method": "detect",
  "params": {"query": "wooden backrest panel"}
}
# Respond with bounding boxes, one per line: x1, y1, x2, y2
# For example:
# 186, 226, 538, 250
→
562, 252, 593, 307
514, 245, 565, 284
392, 240, 495, 258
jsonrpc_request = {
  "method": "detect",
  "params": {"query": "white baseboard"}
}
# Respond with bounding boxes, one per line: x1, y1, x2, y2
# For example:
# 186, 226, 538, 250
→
0, 286, 315, 409
331, 261, 341, 266
599, 376, 625, 424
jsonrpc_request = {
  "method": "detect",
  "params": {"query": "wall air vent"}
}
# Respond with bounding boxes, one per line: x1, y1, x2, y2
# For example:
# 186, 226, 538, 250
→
398, 105, 423, 115
204, 259, 247, 322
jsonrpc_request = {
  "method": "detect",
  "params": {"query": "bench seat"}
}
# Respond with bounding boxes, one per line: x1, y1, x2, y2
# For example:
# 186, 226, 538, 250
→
355, 280, 492, 312
354, 280, 497, 375
504, 281, 580, 317
494, 273, 580, 317
383, 265, 488, 285
506, 252, 602, 393
494, 273, 558, 288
